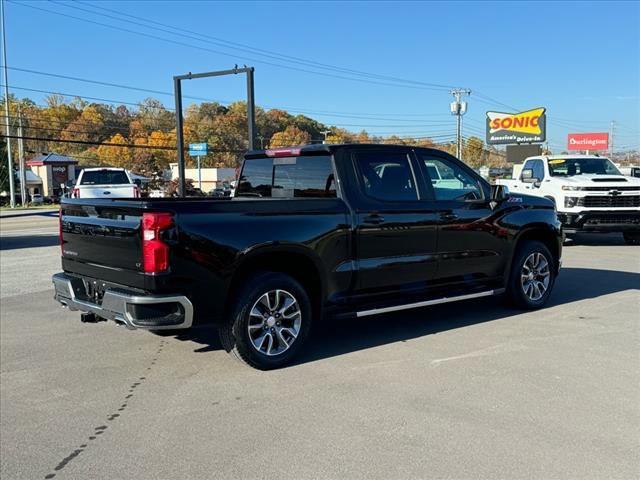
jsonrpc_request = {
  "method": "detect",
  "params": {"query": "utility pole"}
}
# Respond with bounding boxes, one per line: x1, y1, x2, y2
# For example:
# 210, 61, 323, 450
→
610, 120, 616, 161
17, 107, 27, 205
1, 0, 15, 208
449, 88, 471, 161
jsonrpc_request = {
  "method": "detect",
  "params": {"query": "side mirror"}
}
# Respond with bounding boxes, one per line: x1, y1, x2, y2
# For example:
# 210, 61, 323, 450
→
521, 168, 534, 182
521, 168, 541, 185
491, 184, 510, 201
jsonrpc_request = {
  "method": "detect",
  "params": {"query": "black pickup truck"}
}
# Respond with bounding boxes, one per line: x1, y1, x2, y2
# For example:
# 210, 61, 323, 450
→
53, 144, 562, 369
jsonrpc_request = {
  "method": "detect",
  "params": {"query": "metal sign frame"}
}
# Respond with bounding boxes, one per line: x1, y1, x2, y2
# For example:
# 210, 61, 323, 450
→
174, 67, 255, 197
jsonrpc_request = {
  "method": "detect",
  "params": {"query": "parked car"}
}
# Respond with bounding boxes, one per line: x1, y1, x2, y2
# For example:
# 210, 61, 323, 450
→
53, 144, 562, 369
30, 194, 44, 205
72, 168, 140, 199
209, 181, 232, 197
497, 155, 640, 244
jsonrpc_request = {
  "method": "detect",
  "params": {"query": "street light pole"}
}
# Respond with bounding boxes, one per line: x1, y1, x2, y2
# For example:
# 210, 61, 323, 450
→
1, 0, 16, 208
320, 130, 332, 144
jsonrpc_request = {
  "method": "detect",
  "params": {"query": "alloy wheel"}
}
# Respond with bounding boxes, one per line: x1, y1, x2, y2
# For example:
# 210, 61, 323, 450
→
247, 289, 302, 356
520, 252, 551, 301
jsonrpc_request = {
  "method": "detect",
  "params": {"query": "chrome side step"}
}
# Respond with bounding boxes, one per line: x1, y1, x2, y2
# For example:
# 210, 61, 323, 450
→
356, 289, 505, 318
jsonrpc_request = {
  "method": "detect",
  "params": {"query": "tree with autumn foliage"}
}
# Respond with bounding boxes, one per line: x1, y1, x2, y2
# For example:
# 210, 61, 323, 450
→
2, 91, 517, 179
269, 125, 311, 147
96, 133, 131, 168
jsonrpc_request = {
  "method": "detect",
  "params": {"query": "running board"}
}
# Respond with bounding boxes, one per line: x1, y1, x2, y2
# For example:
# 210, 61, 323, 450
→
356, 289, 505, 318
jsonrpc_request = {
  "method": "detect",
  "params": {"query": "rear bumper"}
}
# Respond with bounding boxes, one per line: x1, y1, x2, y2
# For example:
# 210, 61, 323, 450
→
52, 272, 193, 330
558, 211, 640, 233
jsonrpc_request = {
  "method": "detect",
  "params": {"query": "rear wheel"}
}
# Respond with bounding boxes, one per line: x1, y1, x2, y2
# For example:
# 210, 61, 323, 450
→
506, 240, 556, 309
623, 232, 640, 246
219, 272, 312, 370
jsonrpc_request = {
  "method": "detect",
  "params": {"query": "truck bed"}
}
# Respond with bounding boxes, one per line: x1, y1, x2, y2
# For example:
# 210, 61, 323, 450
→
60, 196, 351, 323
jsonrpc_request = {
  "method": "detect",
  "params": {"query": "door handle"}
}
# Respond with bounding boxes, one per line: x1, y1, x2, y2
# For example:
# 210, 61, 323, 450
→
440, 212, 459, 221
363, 214, 385, 225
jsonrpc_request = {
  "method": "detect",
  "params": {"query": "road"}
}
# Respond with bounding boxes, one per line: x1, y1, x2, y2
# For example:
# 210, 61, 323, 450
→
1, 210, 639, 479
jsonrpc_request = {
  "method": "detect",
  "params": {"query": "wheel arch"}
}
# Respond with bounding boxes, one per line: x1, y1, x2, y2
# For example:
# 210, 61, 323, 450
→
226, 245, 326, 321
511, 225, 561, 273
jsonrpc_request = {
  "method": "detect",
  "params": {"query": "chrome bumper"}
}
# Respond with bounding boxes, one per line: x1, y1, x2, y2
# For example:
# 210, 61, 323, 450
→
52, 272, 193, 330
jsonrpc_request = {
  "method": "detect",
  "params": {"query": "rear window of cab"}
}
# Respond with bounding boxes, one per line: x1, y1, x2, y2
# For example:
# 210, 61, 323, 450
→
80, 170, 130, 185
236, 156, 336, 198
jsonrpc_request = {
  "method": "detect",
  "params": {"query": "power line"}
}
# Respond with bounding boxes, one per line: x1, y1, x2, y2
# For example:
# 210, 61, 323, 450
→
4, 133, 191, 151
10, 0, 454, 92
3, 75, 455, 121
1, 120, 130, 137
63, 0, 458, 91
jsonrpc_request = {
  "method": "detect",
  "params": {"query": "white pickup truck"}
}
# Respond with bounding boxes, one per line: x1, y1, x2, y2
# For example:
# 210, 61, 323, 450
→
497, 155, 640, 245
72, 168, 140, 199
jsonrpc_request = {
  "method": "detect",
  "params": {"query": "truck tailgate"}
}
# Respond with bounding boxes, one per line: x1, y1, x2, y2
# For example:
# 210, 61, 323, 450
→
77, 184, 136, 198
61, 201, 143, 279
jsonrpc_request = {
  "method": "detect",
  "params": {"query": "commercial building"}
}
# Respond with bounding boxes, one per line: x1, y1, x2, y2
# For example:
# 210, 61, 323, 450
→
169, 164, 236, 192
26, 153, 78, 198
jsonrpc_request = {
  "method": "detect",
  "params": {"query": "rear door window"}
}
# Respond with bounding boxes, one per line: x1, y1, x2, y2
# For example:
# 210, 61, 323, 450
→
353, 151, 419, 201
236, 156, 336, 198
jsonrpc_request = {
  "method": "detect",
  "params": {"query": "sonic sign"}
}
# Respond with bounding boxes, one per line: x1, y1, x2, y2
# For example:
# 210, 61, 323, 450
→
486, 107, 546, 145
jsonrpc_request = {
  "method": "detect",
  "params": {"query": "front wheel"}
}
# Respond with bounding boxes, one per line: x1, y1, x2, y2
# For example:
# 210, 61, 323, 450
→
623, 232, 640, 246
219, 272, 312, 370
506, 240, 556, 309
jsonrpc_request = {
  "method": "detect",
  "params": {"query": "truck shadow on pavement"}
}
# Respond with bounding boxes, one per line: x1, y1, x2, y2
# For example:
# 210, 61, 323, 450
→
0, 210, 59, 219
564, 232, 626, 246
174, 266, 640, 367
0, 235, 60, 250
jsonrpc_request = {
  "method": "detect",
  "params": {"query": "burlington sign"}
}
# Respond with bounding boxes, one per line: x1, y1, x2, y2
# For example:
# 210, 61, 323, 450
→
567, 133, 608, 151
486, 107, 546, 145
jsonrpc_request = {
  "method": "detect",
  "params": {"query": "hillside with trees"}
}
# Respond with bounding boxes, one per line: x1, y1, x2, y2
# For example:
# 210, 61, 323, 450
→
2, 94, 508, 177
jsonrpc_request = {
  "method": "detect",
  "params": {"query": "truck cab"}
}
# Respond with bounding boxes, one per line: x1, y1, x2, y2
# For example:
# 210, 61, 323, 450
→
73, 168, 140, 199
498, 155, 640, 244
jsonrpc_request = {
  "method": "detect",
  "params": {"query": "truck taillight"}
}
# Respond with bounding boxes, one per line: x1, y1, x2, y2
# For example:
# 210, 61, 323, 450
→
141, 212, 173, 273
72, 188, 80, 198
134, 186, 140, 198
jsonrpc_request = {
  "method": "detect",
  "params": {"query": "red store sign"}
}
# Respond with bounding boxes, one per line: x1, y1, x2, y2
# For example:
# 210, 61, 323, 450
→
567, 132, 609, 151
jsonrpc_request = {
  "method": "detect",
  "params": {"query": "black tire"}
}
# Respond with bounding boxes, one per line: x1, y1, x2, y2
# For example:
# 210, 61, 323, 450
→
219, 272, 312, 370
506, 240, 556, 310
623, 232, 640, 246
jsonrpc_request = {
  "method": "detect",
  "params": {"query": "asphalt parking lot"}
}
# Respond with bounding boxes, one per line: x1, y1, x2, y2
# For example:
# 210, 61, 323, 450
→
1, 209, 639, 480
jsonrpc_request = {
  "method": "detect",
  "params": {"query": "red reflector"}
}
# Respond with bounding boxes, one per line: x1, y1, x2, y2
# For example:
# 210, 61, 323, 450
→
265, 148, 301, 158
141, 212, 173, 273
72, 188, 80, 198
